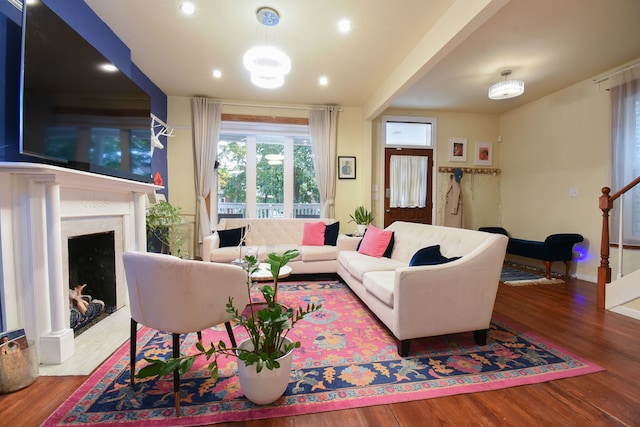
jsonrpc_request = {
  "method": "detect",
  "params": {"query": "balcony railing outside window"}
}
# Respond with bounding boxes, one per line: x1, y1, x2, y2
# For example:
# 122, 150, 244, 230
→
218, 202, 320, 222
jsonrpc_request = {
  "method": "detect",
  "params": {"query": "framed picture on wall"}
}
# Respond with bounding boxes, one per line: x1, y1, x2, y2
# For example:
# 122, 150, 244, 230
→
475, 142, 492, 166
449, 137, 467, 162
338, 156, 356, 179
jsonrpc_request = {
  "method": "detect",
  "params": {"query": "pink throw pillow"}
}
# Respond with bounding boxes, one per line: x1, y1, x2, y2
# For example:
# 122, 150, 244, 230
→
302, 222, 326, 246
357, 225, 393, 258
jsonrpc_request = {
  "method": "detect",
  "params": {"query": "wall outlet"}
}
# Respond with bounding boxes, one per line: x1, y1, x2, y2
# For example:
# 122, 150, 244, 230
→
569, 187, 578, 197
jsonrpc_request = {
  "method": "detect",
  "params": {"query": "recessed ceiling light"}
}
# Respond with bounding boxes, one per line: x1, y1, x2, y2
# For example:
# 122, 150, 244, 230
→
212, 69, 222, 78
99, 63, 118, 72
338, 19, 351, 33
319, 76, 329, 86
180, 2, 196, 15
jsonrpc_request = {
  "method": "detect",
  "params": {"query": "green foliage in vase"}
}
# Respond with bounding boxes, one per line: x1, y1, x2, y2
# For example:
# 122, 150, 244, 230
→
145, 200, 184, 255
348, 205, 374, 225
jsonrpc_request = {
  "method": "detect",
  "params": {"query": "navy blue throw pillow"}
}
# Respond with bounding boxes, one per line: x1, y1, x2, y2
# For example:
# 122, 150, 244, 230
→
324, 222, 340, 246
409, 245, 460, 266
218, 227, 246, 248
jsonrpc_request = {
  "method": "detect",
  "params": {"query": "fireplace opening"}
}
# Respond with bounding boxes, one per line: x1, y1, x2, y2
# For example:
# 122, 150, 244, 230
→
68, 231, 117, 335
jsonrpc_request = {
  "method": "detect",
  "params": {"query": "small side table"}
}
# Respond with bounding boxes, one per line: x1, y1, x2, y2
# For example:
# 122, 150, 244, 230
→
250, 263, 292, 282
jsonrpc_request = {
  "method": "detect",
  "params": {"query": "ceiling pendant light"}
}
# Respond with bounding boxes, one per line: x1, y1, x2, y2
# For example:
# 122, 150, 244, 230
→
488, 70, 525, 100
244, 7, 291, 89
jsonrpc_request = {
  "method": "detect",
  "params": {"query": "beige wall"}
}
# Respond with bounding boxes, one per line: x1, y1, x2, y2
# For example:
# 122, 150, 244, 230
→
500, 74, 639, 281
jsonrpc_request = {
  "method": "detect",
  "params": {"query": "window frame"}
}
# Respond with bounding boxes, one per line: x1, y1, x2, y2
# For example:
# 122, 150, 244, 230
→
382, 115, 437, 148
216, 118, 319, 220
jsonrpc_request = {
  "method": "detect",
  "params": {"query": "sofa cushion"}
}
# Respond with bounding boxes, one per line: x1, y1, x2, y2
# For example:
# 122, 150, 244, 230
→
362, 271, 396, 307
300, 245, 338, 262
302, 221, 326, 246
324, 221, 340, 246
217, 227, 245, 248
258, 244, 302, 262
339, 251, 404, 281
357, 225, 394, 258
409, 245, 461, 266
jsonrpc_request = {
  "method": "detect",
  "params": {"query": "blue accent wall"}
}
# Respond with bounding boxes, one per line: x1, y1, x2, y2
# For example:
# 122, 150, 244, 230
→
0, 0, 168, 192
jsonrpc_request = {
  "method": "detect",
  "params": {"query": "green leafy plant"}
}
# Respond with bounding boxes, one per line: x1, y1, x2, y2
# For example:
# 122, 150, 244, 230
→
145, 200, 184, 255
138, 250, 321, 381
348, 205, 374, 225
263, 248, 299, 301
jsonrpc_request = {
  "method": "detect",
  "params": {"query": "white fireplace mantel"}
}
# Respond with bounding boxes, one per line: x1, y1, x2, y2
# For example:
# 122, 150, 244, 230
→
0, 162, 159, 364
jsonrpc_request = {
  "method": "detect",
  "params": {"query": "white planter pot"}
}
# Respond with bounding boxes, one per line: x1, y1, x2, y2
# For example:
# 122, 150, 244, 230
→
236, 337, 294, 405
356, 224, 367, 236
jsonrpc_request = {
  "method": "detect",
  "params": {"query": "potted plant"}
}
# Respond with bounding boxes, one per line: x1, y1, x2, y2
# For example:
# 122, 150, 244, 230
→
145, 200, 184, 255
349, 205, 374, 236
139, 250, 321, 405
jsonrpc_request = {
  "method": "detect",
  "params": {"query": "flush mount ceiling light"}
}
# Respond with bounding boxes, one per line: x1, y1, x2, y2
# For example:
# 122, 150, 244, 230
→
488, 70, 525, 100
180, 2, 196, 15
244, 7, 291, 89
99, 63, 118, 72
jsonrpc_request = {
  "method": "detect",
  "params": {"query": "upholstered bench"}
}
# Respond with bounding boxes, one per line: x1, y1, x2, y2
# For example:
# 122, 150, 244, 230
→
479, 227, 583, 279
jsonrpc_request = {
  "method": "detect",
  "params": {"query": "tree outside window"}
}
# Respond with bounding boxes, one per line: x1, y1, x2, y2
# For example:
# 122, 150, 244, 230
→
216, 125, 319, 220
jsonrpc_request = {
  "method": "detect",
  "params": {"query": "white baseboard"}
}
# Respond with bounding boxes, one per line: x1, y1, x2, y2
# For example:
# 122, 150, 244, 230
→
609, 305, 640, 321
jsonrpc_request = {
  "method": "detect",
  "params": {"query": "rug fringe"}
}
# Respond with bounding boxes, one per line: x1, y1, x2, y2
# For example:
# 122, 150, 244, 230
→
503, 278, 565, 286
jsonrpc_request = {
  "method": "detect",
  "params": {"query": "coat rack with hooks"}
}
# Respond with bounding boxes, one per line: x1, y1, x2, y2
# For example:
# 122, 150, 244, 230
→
438, 167, 501, 175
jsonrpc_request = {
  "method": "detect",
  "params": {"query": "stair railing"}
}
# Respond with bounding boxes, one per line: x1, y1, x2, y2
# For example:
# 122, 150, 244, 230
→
598, 175, 640, 309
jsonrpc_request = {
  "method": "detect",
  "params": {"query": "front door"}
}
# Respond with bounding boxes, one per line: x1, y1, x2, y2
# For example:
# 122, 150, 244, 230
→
383, 148, 433, 227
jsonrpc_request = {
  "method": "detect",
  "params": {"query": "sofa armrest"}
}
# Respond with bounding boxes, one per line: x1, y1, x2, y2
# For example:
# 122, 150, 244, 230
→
479, 226, 509, 236
201, 233, 220, 262
543, 233, 584, 260
337, 234, 361, 251
391, 234, 507, 340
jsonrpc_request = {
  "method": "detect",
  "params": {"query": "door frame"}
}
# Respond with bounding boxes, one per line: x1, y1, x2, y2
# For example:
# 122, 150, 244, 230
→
383, 147, 435, 227
376, 116, 438, 229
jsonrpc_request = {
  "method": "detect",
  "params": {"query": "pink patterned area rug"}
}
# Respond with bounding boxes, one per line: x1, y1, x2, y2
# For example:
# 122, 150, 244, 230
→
44, 280, 603, 426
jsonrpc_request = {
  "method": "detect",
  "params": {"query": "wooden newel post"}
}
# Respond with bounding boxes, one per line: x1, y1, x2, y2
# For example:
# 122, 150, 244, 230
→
597, 187, 612, 310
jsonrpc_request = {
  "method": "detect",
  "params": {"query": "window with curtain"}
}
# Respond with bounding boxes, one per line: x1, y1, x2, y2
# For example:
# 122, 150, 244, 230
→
389, 155, 427, 208
216, 122, 320, 220
611, 66, 640, 245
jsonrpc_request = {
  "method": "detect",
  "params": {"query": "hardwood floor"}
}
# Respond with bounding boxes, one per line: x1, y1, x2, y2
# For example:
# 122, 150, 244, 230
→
2, 275, 640, 426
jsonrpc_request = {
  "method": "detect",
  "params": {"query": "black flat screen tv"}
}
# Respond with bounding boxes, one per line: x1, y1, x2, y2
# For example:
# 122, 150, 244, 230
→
19, 1, 153, 183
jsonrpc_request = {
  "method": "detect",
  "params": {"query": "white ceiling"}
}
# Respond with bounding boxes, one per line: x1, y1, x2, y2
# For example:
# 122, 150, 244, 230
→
84, 0, 640, 118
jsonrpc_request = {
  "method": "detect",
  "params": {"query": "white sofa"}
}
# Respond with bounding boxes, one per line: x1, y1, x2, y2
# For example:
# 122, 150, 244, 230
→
203, 218, 357, 274
337, 221, 508, 356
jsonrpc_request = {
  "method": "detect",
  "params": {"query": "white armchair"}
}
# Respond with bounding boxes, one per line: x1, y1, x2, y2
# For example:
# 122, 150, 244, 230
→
122, 251, 247, 416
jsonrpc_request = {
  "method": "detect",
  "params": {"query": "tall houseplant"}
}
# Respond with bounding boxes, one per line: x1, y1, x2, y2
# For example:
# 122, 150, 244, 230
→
349, 205, 374, 236
139, 250, 321, 404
